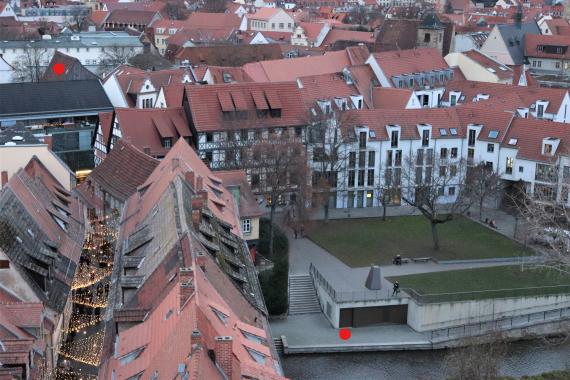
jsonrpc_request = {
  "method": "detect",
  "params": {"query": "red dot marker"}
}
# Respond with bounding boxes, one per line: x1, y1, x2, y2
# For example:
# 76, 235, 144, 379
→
53, 63, 65, 76
339, 328, 351, 340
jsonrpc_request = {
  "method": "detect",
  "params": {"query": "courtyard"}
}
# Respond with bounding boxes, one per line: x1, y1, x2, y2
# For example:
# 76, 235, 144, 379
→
307, 216, 534, 267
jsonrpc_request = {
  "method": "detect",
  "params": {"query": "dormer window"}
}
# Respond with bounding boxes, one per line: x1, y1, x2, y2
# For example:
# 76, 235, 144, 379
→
162, 138, 172, 148
390, 130, 399, 148
421, 129, 430, 146
545, 144, 553, 154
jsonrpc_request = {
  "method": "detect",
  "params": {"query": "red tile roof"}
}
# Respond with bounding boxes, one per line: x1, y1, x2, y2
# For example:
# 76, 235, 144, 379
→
248, 7, 281, 21
205, 66, 253, 84
525, 34, 570, 60
298, 72, 359, 106
462, 49, 513, 80
185, 82, 306, 132
216, 170, 262, 218
502, 117, 570, 162
371, 48, 449, 79
243, 45, 369, 82
113, 107, 192, 157
89, 139, 159, 202
187, 11, 242, 29
321, 28, 376, 46
104, 9, 159, 26
371, 87, 414, 109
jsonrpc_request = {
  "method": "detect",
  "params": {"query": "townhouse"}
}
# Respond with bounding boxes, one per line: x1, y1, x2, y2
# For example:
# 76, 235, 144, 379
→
0, 157, 85, 376
524, 34, 570, 77
247, 7, 295, 33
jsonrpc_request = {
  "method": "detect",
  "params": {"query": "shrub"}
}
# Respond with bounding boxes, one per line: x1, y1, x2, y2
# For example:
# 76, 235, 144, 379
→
257, 218, 289, 260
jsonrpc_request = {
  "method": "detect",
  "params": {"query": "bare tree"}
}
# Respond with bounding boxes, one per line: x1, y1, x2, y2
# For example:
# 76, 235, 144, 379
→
465, 163, 504, 222
164, 0, 189, 20
12, 47, 49, 82
98, 45, 138, 74
515, 169, 570, 272
202, 0, 227, 13
401, 155, 472, 250
444, 333, 507, 380
376, 168, 401, 222
307, 110, 353, 223
248, 132, 306, 257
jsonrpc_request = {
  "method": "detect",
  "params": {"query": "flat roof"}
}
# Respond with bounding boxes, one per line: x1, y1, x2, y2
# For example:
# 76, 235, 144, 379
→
0, 31, 144, 49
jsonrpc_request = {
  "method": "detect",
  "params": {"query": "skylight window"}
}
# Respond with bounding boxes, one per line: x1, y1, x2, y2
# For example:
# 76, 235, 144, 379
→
487, 67, 496, 73
211, 306, 229, 325
439, 128, 447, 136
245, 347, 266, 365
119, 347, 145, 366
508, 138, 518, 145
241, 330, 265, 345
499, 66, 508, 71
369, 130, 376, 138
488, 130, 499, 139
450, 128, 457, 135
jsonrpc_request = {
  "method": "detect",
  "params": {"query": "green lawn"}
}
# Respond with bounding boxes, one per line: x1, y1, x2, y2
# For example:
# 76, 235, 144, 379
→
307, 216, 534, 267
389, 265, 570, 302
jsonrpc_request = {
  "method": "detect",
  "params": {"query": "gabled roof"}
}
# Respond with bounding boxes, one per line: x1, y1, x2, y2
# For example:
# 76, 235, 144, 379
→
0, 158, 84, 313
371, 48, 449, 79
187, 11, 242, 29
104, 9, 159, 25
185, 82, 306, 132
42, 51, 99, 81
89, 139, 159, 202
371, 87, 415, 109
525, 34, 570, 60
495, 21, 541, 64
321, 28, 376, 46
248, 7, 282, 21
174, 44, 285, 67
501, 117, 570, 162
243, 46, 369, 82
298, 72, 360, 107
113, 107, 191, 157
462, 49, 513, 80
206, 66, 253, 84
0, 80, 113, 120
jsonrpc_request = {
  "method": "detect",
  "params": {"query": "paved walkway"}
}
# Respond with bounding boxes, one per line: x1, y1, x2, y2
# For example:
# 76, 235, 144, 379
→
270, 314, 432, 353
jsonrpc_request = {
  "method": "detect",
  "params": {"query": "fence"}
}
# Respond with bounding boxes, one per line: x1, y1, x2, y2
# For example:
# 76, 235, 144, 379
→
309, 263, 391, 303
404, 285, 570, 305
429, 306, 570, 341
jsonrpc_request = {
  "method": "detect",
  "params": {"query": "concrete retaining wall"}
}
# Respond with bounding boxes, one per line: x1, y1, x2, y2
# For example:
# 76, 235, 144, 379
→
408, 294, 570, 332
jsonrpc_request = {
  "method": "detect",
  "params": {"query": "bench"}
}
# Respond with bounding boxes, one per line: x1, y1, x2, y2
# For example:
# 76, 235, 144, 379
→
412, 257, 433, 263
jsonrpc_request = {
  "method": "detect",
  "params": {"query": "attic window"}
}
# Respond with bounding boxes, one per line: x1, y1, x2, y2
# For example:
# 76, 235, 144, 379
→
210, 306, 229, 326
508, 138, 518, 145
52, 215, 67, 231
486, 68, 496, 73
165, 308, 173, 320
369, 131, 376, 138
439, 128, 447, 136
499, 66, 508, 71
449, 128, 457, 135
488, 130, 499, 139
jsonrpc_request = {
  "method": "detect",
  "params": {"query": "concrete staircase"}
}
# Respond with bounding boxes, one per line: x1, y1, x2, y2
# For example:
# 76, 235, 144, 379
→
273, 337, 284, 354
288, 275, 321, 315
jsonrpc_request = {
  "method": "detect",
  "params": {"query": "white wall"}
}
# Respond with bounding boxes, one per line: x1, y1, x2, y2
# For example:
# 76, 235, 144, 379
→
408, 293, 570, 331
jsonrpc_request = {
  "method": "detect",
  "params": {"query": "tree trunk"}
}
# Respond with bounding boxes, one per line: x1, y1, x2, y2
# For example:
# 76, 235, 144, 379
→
479, 197, 484, 222
324, 202, 329, 224
431, 221, 440, 251
269, 205, 276, 258
382, 201, 387, 221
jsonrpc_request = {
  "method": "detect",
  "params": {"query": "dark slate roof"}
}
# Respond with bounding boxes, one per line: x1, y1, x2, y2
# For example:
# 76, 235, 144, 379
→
497, 21, 541, 64
419, 12, 445, 30
42, 51, 99, 82
0, 80, 113, 119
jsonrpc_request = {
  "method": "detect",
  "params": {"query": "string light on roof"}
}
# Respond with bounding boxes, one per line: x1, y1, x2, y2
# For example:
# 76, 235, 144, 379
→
58, 330, 105, 367
71, 262, 113, 290
64, 312, 103, 333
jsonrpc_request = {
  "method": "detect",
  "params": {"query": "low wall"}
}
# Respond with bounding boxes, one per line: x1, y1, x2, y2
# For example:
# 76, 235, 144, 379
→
408, 294, 570, 332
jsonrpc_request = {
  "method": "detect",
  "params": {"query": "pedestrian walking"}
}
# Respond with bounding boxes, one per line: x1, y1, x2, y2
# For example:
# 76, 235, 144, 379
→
392, 281, 400, 296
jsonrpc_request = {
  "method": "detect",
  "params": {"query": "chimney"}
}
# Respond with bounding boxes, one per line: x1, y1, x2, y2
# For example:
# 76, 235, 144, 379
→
191, 330, 201, 348
172, 157, 180, 171
214, 336, 233, 377
185, 171, 195, 188
1, 171, 8, 188
43, 135, 53, 150
196, 175, 203, 191
143, 147, 151, 155
365, 265, 382, 290
192, 208, 202, 227
196, 253, 206, 272
179, 267, 194, 308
